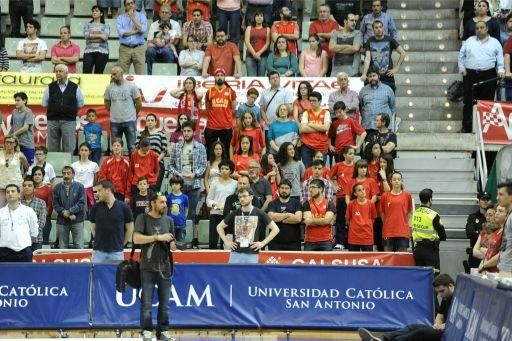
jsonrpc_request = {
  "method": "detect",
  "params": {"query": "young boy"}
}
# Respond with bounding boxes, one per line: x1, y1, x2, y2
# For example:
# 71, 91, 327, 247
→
166, 176, 190, 248
83, 109, 103, 165
328, 101, 366, 162
27, 146, 57, 187
236, 87, 261, 123
131, 176, 152, 221
10, 92, 35, 164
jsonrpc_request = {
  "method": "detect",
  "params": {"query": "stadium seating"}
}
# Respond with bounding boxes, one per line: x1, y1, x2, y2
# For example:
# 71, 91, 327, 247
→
45, 0, 70, 16
73, 0, 96, 17
152, 63, 177, 76
40, 17, 66, 37
47, 152, 72, 178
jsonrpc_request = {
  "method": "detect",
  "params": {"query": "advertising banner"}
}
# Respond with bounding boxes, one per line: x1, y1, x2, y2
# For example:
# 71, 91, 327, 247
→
33, 250, 415, 266
0, 264, 91, 328
476, 100, 512, 144
93, 264, 433, 330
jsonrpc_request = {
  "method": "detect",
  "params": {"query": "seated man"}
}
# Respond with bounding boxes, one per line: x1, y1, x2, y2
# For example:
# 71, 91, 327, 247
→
364, 113, 397, 159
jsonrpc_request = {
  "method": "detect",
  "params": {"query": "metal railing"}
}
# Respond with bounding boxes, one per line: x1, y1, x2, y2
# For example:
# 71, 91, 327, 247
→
474, 103, 488, 191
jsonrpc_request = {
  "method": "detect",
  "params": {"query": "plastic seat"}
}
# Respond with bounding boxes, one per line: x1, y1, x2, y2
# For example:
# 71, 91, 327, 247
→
41, 17, 66, 37
33, 0, 41, 15
185, 220, 194, 244
74, 39, 86, 54
42, 61, 55, 73
198, 220, 209, 245
73, 0, 96, 17
8, 59, 22, 72
45, 0, 70, 16
47, 152, 72, 178
0, 0, 8, 14
109, 40, 120, 60
5, 37, 19, 58
70, 18, 90, 38
301, 21, 311, 40
105, 19, 119, 38
152, 63, 177, 76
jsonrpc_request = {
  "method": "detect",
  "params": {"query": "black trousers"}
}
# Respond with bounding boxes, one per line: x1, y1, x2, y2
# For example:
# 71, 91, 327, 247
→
462, 68, 497, 132
9, 0, 33, 38
204, 127, 232, 160
383, 324, 443, 341
208, 214, 224, 249
83, 52, 109, 74
413, 241, 440, 272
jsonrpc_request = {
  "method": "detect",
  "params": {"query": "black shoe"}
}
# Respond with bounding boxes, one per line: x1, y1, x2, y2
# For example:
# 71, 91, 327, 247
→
191, 238, 199, 249
358, 328, 382, 341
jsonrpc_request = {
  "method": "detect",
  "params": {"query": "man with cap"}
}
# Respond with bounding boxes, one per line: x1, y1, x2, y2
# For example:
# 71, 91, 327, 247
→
464, 191, 493, 271
412, 189, 446, 275
204, 68, 237, 159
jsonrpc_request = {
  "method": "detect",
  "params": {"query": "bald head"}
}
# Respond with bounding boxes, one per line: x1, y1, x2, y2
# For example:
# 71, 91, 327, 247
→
110, 66, 124, 84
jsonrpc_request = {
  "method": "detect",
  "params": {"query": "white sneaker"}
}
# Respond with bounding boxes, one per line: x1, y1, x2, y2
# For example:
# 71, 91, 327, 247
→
157, 331, 175, 341
142, 330, 152, 341
334, 244, 343, 250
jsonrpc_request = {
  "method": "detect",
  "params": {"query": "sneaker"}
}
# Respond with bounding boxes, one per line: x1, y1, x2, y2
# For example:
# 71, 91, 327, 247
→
333, 244, 343, 250
142, 330, 153, 341
358, 328, 382, 341
191, 238, 199, 249
157, 331, 175, 341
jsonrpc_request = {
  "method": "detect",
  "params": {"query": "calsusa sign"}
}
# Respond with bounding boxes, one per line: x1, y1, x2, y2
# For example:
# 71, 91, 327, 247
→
32, 250, 415, 266
477, 100, 512, 144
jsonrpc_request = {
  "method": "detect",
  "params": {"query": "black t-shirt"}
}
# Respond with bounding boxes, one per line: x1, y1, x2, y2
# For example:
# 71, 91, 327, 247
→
437, 296, 453, 320
89, 200, 133, 252
251, 177, 272, 209
131, 191, 151, 221
223, 193, 262, 234
223, 207, 272, 254
365, 35, 400, 83
268, 198, 302, 243
365, 130, 397, 159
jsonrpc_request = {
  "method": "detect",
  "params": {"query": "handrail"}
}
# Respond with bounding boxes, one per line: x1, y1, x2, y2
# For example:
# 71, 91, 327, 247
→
474, 103, 488, 190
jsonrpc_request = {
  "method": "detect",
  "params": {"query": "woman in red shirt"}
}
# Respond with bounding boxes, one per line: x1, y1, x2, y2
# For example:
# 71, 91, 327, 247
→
230, 110, 266, 157
244, 11, 271, 76
293, 80, 312, 123
344, 159, 379, 205
233, 135, 260, 179
32, 165, 53, 246
346, 183, 378, 252
261, 153, 280, 199
374, 153, 394, 251
170, 77, 204, 122
380, 171, 413, 252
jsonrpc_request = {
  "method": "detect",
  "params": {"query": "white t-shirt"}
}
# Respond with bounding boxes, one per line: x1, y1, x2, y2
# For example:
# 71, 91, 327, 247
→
71, 160, 99, 189
16, 37, 48, 72
28, 162, 56, 184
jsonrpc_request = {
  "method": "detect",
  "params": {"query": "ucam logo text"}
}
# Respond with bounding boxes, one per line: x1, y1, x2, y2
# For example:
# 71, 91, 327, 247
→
117, 284, 214, 308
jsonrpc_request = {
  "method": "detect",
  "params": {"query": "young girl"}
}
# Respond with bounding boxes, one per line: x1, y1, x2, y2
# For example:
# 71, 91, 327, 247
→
278, 142, 305, 201
374, 153, 394, 251
98, 137, 132, 202
366, 142, 383, 182
204, 141, 226, 194
329, 146, 356, 249
346, 184, 377, 251
302, 150, 330, 181
299, 34, 328, 77
233, 135, 260, 179
230, 110, 266, 157
170, 78, 204, 122
71, 142, 99, 212
380, 171, 414, 252
345, 159, 379, 205
261, 153, 281, 199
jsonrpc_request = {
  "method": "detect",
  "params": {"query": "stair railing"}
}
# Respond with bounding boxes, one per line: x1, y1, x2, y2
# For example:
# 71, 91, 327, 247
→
473, 102, 488, 191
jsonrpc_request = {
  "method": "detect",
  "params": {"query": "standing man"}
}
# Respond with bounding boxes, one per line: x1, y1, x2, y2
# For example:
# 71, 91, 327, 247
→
203, 68, 237, 158
361, 20, 406, 92
358, 68, 395, 132
412, 189, 447, 275
15, 18, 47, 72
328, 72, 359, 116
117, 0, 148, 75
329, 13, 363, 78
53, 166, 86, 249
364, 113, 397, 158
458, 21, 504, 133
133, 192, 176, 341
360, 0, 397, 44
202, 29, 242, 77
498, 180, 512, 276
21, 176, 46, 250
267, 180, 303, 251
271, 6, 300, 55
0, 184, 38, 262
182, 8, 213, 51
303, 179, 336, 251
217, 188, 280, 263
104, 65, 142, 156
301, 159, 334, 203
9, 0, 33, 38
90, 180, 134, 263
42, 64, 85, 153
300, 91, 331, 168
224, 174, 262, 216
168, 121, 207, 249
248, 159, 273, 212
465, 191, 492, 270
309, 4, 340, 76
50, 26, 80, 73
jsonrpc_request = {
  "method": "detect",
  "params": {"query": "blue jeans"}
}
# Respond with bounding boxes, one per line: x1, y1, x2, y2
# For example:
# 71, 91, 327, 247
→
140, 270, 172, 334
174, 227, 186, 243
90, 148, 102, 165
229, 252, 259, 264
146, 45, 176, 75
20, 146, 35, 165
218, 8, 241, 43
110, 121, 137, 156
182, 187, 201, 224
92, 250, 124, 263
42, 218, 52, 245
301, 145, 326, 169
245, 55, 268, 77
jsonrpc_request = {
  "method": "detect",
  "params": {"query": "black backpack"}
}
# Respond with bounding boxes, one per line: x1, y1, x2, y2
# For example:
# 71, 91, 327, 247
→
447, 80, 464, 102
116, 247, 141, 292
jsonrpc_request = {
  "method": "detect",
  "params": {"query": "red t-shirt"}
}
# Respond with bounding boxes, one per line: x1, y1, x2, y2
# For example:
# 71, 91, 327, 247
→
230, 127, 266, 155
346, 199, 377, 245
329, 161, 354, 198
154, 0, 179, 15
302, 166, 330, 181
483, 228, 504, 273
271, 21, 299, 55
35, 184, 53, 217
381, 190, 413, 238
304, 198, 335, 242
51, 42, 80, 73
504, 36, 512, 55
344, 177, 379, 200
130, 150, 160, 185
309, 19, 340, 58
368, 160, 380, 183
301, 108, 330, 153
249, 26, 269, 55
206, 85, 236, 130
328, 117, 365, 154
233, 153, 260, 173
98, 155, 133, 197
186, 0, 211, 21
205, 42, 240, 76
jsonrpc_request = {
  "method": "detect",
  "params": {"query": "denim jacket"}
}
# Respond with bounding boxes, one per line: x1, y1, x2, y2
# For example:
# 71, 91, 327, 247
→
52, 181, 86, 224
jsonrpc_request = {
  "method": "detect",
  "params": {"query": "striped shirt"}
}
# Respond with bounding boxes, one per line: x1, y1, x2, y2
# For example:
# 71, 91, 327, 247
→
136, 130, 168, 159
0, 47, 9, 71
21, 198, 47, 244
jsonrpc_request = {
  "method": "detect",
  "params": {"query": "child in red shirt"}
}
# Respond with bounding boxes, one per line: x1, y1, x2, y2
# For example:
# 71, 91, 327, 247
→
233, 135, 260, 178
328, 101, 366, 160
344, 159, 379, 205
346, 183, 378, 251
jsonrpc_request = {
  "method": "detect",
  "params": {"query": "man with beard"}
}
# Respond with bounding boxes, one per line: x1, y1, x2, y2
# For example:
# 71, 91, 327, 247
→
248, 159, 272, 212
309, 4, 340, 76
168, 121, 206, 249
303, 179, 336, 251
104, 66, 142, 156
364, 113, 397, 159
271, 6, 300, 55
358, 67, 395, 133
204, 68, 237, 159
217, 188, 279, 263
329, 13, 363, 78
360, 0, 397, 44
267, 180, 303, 251
202, 29, 242, 77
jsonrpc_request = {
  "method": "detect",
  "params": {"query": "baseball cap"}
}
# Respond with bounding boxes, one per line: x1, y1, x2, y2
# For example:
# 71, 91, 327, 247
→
214, 68, 226, 76
478, 191, 491, 200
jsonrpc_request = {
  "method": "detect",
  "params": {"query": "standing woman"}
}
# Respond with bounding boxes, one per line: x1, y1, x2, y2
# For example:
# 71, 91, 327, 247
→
83, 5, 110, 74
373, 153, 394, 251
232, 135, 259, 179
0, 135, 28, 204
365, 141, 383, 183
344, 159, 379, 206
170, 77, 204, 122
299, 34, 328, 77
71, 142, 100, 212
380, 171, 414, 252
261, 153, 281, 199
293, 81, 313, 123
204, 141, 226, 194
245, 11, 271, 76
278, 142, 305, 201
268, 104, 299, 155
346, 183, 378, 252
463, 0, 501, 40
229, 110, 266, 158
266, 35, 298, 77
136, 113, 168, 192
32, 166, 53, 247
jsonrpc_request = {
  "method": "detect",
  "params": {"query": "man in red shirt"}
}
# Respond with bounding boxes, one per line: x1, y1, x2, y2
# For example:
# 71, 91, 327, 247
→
300, 91, 331, 168
204, 68, 237, 159
202, 29, 242, 77
329, 101, 366, 162
50, 26, 80, 73
309, 4, 340, 76
271, 6, 300, 55
303, 179, 336, 251
186, 0, 211, 22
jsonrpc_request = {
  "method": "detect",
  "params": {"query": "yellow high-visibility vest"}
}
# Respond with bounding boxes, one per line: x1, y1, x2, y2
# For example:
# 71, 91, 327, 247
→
412, 206, 441, 241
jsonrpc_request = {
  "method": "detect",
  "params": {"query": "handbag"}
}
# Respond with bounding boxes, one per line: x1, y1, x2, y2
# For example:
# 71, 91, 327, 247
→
116, 243, 140, 293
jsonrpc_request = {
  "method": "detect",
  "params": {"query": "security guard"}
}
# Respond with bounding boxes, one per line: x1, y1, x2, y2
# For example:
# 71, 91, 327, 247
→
465, 191, 492, 270
412, 189, 446, 274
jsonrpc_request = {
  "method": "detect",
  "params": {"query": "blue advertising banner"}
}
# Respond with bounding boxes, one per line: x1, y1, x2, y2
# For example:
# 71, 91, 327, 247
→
0, 264, 91, 328
92, 264, 434, 330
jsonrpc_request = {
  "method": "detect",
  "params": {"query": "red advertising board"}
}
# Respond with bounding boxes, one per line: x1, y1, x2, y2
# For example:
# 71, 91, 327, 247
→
477, 100, 512, 144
